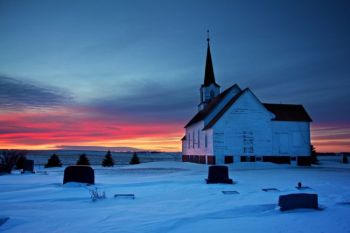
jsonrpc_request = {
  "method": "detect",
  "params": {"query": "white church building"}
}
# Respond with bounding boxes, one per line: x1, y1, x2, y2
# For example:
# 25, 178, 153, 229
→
182, 38, 312, 165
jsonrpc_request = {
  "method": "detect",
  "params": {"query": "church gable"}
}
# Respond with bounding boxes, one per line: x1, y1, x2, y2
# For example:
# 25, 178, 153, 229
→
204, 88, 273, 130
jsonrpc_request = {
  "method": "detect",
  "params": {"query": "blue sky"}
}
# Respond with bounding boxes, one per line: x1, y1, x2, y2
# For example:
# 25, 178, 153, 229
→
0, 0, 349, 151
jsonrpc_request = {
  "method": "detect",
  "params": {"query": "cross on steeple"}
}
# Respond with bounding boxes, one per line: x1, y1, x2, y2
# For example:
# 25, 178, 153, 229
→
207, 30, 210, 43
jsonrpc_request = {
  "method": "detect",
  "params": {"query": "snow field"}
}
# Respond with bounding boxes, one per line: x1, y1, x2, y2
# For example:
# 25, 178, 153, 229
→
1, 158, 350, 233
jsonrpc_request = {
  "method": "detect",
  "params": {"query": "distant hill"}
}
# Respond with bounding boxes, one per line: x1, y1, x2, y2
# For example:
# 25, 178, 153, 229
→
56, 145, 152, 152
0, 146, 158, 153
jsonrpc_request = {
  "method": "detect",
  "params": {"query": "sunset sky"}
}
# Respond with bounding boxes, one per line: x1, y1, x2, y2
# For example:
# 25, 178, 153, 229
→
0, 0, 349, 152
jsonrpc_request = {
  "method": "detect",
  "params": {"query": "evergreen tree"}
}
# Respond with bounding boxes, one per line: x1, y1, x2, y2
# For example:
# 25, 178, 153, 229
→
76, 153, 90, 165
129, 152, 140, 165
102, 150, 114, 167
45, 154, 62, 168
310, 144, 318, 165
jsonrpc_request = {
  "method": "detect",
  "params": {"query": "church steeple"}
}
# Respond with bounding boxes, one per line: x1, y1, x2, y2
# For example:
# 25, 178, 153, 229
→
203, 34, 219, 87
198, 31, 221, 111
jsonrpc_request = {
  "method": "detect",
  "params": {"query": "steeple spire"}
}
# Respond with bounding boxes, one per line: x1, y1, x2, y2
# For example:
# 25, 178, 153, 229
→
203, 30, 219, 87
198, 31, 221, 111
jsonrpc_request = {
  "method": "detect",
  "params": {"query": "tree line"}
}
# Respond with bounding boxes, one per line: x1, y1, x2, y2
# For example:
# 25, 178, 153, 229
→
0, 150, 140, 174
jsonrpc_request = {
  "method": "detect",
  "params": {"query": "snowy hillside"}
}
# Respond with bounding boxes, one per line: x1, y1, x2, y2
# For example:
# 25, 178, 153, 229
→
1, 157, 350, 233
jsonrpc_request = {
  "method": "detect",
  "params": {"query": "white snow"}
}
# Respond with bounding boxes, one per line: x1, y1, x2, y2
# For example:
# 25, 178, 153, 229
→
1, 157, 350, 233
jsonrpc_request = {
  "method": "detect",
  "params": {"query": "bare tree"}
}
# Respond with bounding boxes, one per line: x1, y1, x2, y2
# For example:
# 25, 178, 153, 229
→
0, 150, 28, 174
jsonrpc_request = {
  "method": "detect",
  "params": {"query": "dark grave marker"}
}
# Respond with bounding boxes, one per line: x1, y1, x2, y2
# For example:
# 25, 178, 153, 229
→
262, 188, 280, 192
63, 165, 95, 185
222, 190, 239, 195
114, 194, 135, 199
279, 193, 319, 211
336, 201, 350, 206
206, 165, 233, 184
21, 160, 35, 174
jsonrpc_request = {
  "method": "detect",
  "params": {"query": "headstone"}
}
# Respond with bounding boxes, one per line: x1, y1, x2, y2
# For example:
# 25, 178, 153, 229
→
222, 190, 239, 195
298, 182, 302, 188
114, 194, 135, 199
278, 193, 318, 211
21, 160, 35, 173
262, 188, 280, 192
206, 165, 233, 184
63, 165, 95, 185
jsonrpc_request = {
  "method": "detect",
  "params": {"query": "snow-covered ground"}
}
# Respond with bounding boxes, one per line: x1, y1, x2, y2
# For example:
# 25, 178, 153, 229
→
1, 157, 350, 233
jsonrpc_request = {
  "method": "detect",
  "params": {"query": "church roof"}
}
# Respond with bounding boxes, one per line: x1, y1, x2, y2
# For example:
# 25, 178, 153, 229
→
203, 89, 247, 130
263, 103, 312, 122
186, 86, 312, 130
202, 42, 220, 87
184, 84, 238, 128
203, 93, 312, 130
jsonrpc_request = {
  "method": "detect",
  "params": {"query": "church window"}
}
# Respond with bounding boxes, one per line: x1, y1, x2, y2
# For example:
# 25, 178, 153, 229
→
188, 132, 190, 149
205, 134, 208, 148
193, 130, 195, 148
242, 131, 254, 154
198, 130, 200, 148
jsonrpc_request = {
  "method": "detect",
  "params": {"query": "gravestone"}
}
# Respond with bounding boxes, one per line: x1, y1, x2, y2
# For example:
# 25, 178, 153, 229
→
262, 188, 280, 192
222, 190, 239, 195
206, 165, 233, 184
63, 165, 95, 185
21, 160, 35, 173
278, 193, 318, 211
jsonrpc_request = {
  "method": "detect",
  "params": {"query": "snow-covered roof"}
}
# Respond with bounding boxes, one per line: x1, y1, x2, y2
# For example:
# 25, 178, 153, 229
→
263, 103, 312, 122
185, 86, 312, 130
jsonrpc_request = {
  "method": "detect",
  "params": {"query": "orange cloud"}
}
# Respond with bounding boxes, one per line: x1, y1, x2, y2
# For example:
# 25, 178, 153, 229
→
311, 123, 350, 152
0, 107, 184, 151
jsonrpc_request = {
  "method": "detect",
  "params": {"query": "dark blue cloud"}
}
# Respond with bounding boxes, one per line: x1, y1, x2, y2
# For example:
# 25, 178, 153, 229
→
89, 81, 197, 124
0, 75, 72, 111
